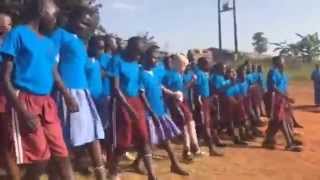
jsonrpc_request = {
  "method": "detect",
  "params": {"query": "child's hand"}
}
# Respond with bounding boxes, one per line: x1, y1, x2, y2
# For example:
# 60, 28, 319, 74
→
192, 75, 197, 82
65, 95, 79, 113
21, 112, 38, 133
174, 91, 184, 102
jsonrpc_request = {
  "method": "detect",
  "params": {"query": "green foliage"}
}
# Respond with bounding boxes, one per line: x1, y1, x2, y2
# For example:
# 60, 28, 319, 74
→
272, 33, 320, 62
252, 32, 268, 54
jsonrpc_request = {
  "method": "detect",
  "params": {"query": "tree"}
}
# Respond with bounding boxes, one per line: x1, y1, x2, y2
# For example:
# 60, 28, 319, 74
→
272, 33, 320, 62
252, 32, 268, 54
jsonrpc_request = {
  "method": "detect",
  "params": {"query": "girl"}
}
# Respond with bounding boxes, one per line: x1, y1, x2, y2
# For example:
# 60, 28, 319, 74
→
163, 54, 203, 162
194, 57, 223, 156
1, 0, 75, 179
50, 5, 106, 180
108, 37, 156, 180
137, 46, 189, 176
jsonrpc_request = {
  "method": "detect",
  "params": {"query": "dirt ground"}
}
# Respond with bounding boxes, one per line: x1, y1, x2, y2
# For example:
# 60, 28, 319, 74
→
68, 81, 319, 180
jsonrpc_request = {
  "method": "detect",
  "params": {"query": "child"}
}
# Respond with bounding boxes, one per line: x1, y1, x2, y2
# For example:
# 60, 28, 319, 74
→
263, 56, 302, 152
0, 11, 20, 180
194, 57, 223, 156
50, 5, 106, 180
224, 68, 248, 145
257, 65, 266, 116
138, 46, 189, 175
108, 37, 156, 180
163, 54, 203, 162
0, 0, 75, 179
311, 64, 320, 106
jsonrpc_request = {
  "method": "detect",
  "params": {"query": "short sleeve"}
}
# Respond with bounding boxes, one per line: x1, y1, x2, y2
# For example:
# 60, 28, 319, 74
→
0, 28, 21, 57
108, 55, 121, 77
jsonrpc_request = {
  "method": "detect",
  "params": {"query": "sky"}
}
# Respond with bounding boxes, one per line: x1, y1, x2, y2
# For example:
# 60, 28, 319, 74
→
97, 0, 320, 54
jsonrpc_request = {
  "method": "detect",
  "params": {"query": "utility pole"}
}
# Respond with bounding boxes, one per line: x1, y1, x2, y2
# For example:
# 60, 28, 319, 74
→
217, 0, 239, 56
233, 0, 238, 54
218, 0, 222, 50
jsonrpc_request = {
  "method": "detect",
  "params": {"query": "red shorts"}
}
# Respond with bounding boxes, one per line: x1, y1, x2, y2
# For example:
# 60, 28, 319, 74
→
223, 97, 246, 124
4, 91, 68, 164
202, 98, 214, 128
249, 85, 263, 107
116, 97, 149, 149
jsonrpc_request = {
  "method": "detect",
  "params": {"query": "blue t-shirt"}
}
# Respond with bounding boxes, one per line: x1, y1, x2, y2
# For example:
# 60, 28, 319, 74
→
311, 69, 320, 87
257, 72, 265, 90
0, 25, 58, 95
86, 57, 103, 101
246, 73, 256, 86
267, 68, 288, 94
108, 54, 143, 97
195, 70, 210, 97
238, 79, 249, 96
210, 73, 230, 95
99, 53, 112, 97
141, 69, 166, 117
163, 70, 184, 92
225, 83, 241, 97
153, 60, 166, 83
50, 28, 88, 89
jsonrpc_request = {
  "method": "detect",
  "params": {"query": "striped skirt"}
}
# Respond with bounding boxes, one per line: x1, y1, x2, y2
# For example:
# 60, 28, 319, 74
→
55, 89, 105, 147
147, 113, 181, 145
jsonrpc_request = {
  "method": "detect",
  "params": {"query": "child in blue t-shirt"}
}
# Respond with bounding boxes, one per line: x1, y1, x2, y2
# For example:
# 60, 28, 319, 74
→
136, 46, 189, 176
195, 57, 224, 156
163, 54, 203, 162
50, 6, 105, 180
0, 1, 74, 179
108, 37, 156, 180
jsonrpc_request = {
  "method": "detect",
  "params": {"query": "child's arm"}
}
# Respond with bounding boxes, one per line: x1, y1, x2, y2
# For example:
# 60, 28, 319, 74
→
2, 57, 37, 132
139, 90, 160, 126
162, 86, 182, 101
112, 77, 139, 121
53, 64, 79, 112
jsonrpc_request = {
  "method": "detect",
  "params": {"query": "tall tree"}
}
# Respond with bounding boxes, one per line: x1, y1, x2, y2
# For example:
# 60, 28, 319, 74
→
252, 32, 268, 54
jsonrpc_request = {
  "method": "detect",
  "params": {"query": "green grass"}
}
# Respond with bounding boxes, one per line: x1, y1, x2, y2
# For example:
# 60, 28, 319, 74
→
234, 58, 315, 82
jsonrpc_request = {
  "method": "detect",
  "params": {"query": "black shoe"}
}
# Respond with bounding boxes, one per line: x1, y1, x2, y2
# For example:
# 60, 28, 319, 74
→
234, 139, 248, 146
216, 142, 227, 147
262, 140, 275, 150
285, 145, 303, 152
182, 151, 194, 162
293, 139, 303, 146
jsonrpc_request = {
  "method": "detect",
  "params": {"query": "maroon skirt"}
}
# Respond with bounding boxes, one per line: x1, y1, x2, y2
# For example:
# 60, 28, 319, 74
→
249, 85, 263, 107
116, 97, 149, 149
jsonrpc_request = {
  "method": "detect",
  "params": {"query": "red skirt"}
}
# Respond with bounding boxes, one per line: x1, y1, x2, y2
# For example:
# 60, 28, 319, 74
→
167, 97, 193, 125
116, 97, 149, 149
2, 91, 68, 164
223, 97, 246, 124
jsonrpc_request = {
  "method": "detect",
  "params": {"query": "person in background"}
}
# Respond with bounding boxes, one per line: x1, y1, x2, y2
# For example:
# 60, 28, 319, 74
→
1, 0, 75, 179
257, 65, 266, 116
311, 64, 320, 106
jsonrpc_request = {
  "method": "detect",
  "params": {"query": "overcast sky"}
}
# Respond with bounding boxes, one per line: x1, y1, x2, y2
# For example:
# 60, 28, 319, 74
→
97, 0, 320, 54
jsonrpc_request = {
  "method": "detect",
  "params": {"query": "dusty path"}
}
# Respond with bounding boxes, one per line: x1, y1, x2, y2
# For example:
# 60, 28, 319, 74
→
36, 81, 320, 180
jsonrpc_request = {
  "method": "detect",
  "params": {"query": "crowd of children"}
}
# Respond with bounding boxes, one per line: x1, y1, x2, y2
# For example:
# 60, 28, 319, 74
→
0, 0, 304, 180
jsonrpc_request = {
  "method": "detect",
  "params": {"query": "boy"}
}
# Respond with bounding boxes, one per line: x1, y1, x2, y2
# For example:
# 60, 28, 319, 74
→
263, 56, 303, 152
194, 57, 223, 156
1, 0, 75, 179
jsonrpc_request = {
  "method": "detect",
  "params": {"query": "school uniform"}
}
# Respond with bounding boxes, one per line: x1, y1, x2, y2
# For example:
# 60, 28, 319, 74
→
0, 37, 7, 113
224, 83, 245, 125
194, 69, 213, 129
108, 54, 149, 149
141, 68, 181, 145
266, 68, 289, 122
50, 28, 104, 147
248, 72, 263, 108
0, 25, 68, 164
237, 79, 251, 122
163, 70, 194, 126
311, 69, 320, 105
